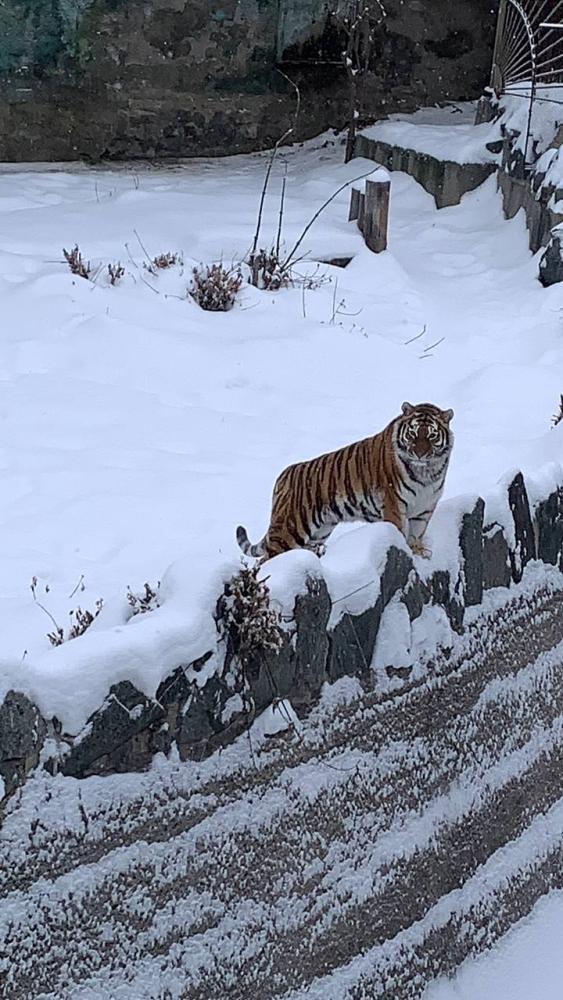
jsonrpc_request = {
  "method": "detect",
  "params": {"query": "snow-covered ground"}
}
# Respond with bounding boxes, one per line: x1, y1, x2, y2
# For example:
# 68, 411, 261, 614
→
2, 117, 563, 726
425, 889, 563, 1000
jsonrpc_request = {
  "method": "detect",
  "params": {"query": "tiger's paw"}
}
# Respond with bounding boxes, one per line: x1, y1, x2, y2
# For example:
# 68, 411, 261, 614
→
309, 541, 327, 558
409, 539, 432, 559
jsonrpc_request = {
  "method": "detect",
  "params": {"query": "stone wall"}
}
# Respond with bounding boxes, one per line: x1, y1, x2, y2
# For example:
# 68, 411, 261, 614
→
0, 0, 498, 161
354, 133, 496, 208
2, 469, 563, 814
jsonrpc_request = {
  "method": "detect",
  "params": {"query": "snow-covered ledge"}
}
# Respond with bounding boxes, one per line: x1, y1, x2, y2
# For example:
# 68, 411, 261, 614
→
2, 466, 563, 812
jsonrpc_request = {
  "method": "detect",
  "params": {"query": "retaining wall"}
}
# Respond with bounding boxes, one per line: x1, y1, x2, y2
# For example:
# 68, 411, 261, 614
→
0, 0, 497, 160
354, 133, 496, 208
2, 469, 563, 813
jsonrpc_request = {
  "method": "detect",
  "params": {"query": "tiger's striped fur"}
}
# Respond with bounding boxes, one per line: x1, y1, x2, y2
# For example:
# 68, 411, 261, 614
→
236, 402, 453, 560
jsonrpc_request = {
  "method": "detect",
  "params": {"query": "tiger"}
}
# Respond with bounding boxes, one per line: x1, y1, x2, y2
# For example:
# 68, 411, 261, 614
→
236, 402, 453, 561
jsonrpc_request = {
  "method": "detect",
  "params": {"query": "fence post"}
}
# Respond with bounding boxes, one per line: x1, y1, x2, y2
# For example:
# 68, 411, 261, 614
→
363, 177, 390, 253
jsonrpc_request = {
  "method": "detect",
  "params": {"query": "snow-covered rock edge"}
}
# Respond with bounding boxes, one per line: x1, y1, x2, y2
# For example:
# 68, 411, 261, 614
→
2, 462, 563, 808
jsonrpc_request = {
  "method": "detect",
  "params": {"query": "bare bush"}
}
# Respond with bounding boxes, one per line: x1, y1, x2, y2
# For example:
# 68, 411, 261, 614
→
66, 600, 104, 642
216, 564, 284, 669
191, 263, 243, 312
107, 263, 125, 286
63, 245, 91, 280
248, 248, 292, 291
148, 252, 181, 272
127, 582, 160, 616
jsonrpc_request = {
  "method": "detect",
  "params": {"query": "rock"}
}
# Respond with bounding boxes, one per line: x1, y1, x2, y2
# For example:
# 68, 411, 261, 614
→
482, 523, 512, 590
535, 488, 563, 567
539, 232, 563, 287
0, 691, 47, 805
245, 639, 294, 715
56, 680, 165, 778
460, 499, 485, 607
292, 577, 331, 705
380, 546, 415, 607
402, 570, 431, 622
507, 473, 536, 582
176, 673, 235, 760
328, 546, 413, 682
430, 570, 464, 633
328, 601, 383, 683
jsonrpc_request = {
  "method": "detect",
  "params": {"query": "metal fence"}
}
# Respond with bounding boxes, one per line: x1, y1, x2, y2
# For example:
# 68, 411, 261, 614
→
491, 0, 563, 164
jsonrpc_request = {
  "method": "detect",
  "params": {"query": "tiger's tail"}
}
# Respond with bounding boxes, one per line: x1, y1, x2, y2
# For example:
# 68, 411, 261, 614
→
236, 525, 266, 558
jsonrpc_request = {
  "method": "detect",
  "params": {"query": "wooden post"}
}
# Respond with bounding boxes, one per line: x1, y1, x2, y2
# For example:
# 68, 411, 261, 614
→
349, 186, 361, 222
357, 191, 365, 232
363, 178, 390, 253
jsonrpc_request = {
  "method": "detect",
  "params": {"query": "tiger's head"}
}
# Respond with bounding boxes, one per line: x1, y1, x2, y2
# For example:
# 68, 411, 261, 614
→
396, 402, 454, 460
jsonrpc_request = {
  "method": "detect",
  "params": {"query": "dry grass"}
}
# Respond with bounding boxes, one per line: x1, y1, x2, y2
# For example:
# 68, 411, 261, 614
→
191, 263, 243, 311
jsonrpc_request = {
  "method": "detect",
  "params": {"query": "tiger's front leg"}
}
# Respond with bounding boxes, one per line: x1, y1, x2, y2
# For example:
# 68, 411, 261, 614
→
407, 517, 432, 559
382, 499, 409, 544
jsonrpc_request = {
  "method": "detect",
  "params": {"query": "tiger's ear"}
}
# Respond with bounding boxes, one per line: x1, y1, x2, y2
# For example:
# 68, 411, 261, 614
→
401, 402, 414, 415
443, 408, 454, 423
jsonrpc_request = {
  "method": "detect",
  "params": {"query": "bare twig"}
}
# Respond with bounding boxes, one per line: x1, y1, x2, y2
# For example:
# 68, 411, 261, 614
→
275, 165, 288, 260
404, 324, 427, 345
68, 575, 85, 600
249, 71, 301, 265
285, 168, 379, 268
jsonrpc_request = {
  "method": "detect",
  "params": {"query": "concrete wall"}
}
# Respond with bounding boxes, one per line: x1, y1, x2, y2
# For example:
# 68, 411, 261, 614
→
0, 0, 498, 161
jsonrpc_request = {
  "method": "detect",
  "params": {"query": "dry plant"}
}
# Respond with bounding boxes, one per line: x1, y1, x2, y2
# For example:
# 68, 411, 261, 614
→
216, 564, 284, 670
30, 575, 103, 647
63, 245, 91, 280
66, 600, 104, 642
191, 263, 243, 311
247, 70, 378, 291
107, 262, 125, 285
552, 394, 563, 427
127, 582, 160, 616
148, 252, 181, 272
248, 248, 292, 291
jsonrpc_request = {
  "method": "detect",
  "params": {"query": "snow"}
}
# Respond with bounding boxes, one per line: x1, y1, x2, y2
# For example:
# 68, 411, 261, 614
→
424, 889, 563, 1000
359, 102, 500, 163
1, 121, 563, 728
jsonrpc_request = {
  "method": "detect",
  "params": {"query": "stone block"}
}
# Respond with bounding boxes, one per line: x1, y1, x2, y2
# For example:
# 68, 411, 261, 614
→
292, 577, 331, 703
507, 473, 536, 583
482, 523, 512, 590
460, 499, 485, 606
0, 691, 47, 805
57, 680, 165, 778
539, 234, 563, 287
535, 487, 563, 567
328, 601, 383, 682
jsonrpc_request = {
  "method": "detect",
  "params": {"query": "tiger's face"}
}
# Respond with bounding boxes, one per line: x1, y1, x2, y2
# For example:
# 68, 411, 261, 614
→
396, 402, 454, 460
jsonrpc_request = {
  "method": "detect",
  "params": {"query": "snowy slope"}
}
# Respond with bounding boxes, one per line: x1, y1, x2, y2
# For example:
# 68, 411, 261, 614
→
1, 129, 563, 715
3, 578, 563, 998
425, 890, 563, 1000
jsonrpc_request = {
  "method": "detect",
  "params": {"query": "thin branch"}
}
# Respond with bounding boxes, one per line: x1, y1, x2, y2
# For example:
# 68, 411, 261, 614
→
285, 168, 379, 267
275, 164, 288, 259
133, 229, 154, 267
249, 71, 301, 263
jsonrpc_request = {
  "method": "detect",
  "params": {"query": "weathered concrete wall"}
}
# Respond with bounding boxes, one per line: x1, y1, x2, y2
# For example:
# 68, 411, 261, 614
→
0, 0, 498, 161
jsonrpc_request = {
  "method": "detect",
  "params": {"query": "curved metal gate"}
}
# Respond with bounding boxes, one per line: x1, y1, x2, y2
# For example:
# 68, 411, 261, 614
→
491, 0, 563, 165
